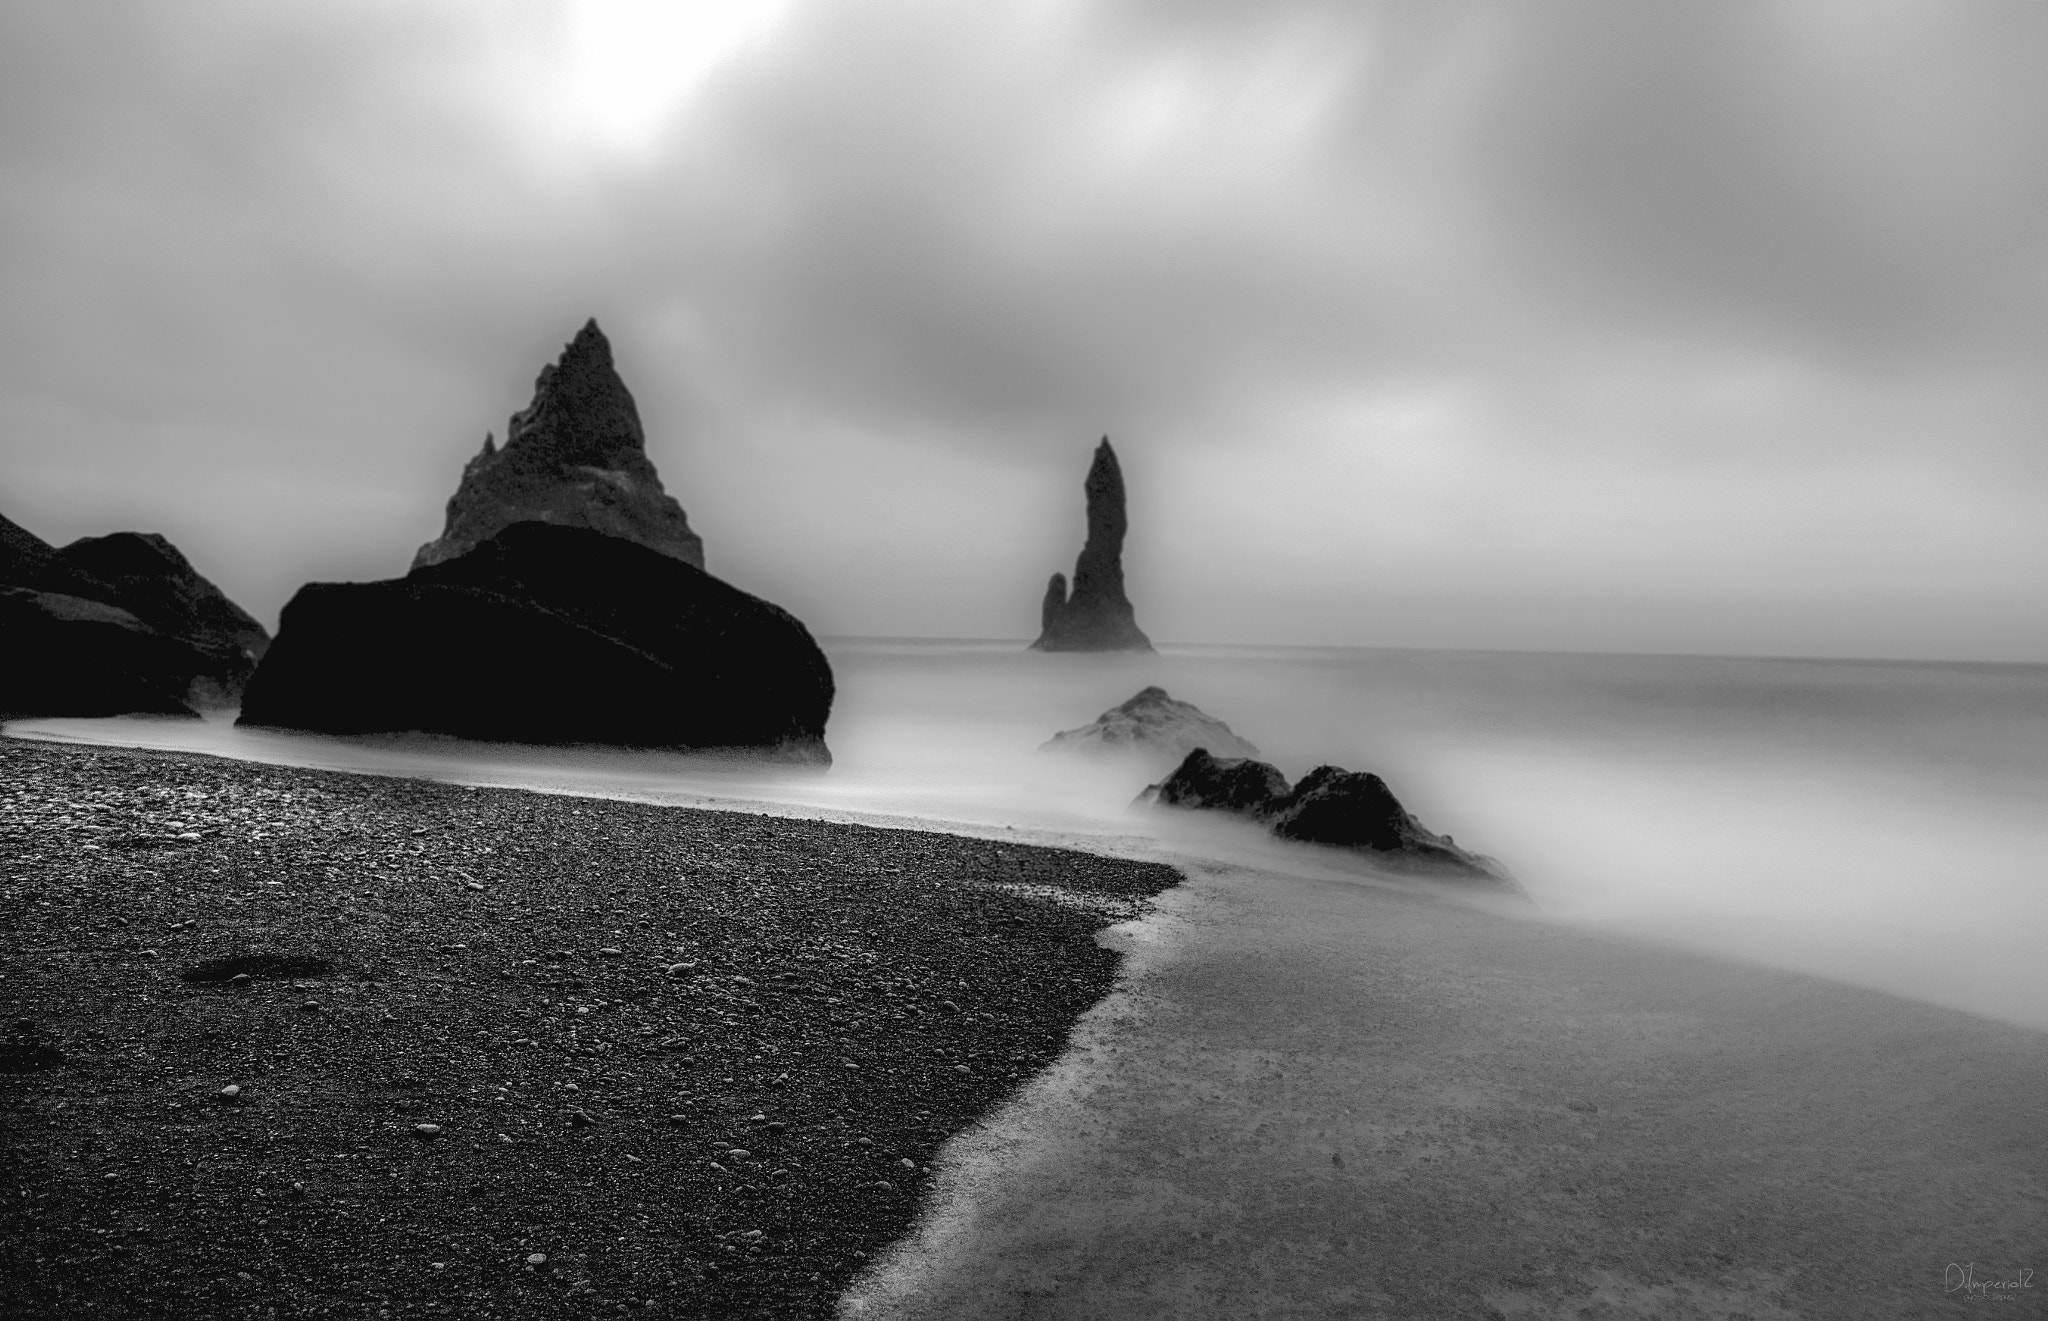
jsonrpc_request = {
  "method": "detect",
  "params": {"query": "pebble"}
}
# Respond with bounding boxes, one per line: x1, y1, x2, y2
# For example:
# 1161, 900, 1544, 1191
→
597, 947, 623, 957
218, 1084, 242, 1101
667, 1115, 690, 1125
228, 973, 252, 987
665, 962, 697, 975
414, 1124, 443, 1138
463, 881, 485, 892
569, 1108, 595, 1127
527, 1253, 547, 1266
899, 1158, 916, 1170
301, 1000, 322, 1012
137, 949, 159, 960
727, 1148, 751, 1160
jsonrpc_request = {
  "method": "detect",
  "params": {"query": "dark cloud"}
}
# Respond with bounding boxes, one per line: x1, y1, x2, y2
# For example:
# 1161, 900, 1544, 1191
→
0, 1, 2041, 656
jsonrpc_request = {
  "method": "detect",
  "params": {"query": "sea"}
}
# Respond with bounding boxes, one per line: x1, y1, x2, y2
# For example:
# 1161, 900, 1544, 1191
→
11, 638, 2048, 1034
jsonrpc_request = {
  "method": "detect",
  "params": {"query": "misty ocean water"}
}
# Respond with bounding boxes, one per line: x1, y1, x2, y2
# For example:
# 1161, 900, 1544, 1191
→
13, 639, 2048, 1033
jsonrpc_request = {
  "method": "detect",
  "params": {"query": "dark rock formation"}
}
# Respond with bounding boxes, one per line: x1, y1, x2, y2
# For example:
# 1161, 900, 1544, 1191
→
1139, 749, 1517, 889
412, 320, 705, 572
1031, 439, 1151, 652
241, 522, 832, 761
1268, 766, 1507, 882
1041, 686, 1261, 764
1, 512, 270, 718
1137, 747, 1292, 817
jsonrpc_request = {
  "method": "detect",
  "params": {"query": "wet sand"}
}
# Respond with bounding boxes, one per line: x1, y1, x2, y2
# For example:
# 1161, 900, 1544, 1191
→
845, 859, 2048, 1319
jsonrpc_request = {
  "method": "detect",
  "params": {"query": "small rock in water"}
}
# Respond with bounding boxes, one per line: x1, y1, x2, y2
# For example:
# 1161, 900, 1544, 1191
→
300, 999, 321, 1012
527, 1253, 547, 1266
727, 1148, 750, 1160
900, 1158, 916, 1170
665, 962, 697, 976
414, 1123, 443, 1138
568, 1108, 595, 1127
597, 947, 623, 957
137, 949, 159, 960
228, 973, 252, 987
463, 881, 485, 892
218, 1084, 242, 1101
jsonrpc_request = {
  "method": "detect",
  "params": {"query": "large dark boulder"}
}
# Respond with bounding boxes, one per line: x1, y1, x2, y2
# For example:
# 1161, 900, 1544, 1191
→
1, 511, 270, 718
1031, 439, 1152, 652
240, 522, 832, 761
412, 320, 705, 572
1137, 747, 1291, 816
1041, 686, 1261, 765
0, 589, 207, 718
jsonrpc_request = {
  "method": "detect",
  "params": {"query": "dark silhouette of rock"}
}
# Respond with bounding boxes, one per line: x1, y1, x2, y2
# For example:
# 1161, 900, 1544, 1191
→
1041, 687, 1261, 764
241, 522, 832, 761
412, 320, 705, 572
1136, 747, 1291, 816
1031, 439, 1151, 652
58, 533, 270, 679
1, 511, 271, 718
1139, 750, 1517, 889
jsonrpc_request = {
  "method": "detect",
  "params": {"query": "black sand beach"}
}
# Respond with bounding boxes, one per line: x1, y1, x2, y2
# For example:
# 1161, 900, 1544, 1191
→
0, 736, 1179, 1318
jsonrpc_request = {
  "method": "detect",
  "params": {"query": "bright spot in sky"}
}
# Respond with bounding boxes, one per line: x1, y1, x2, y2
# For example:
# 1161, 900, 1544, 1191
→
556, 0, 788, 151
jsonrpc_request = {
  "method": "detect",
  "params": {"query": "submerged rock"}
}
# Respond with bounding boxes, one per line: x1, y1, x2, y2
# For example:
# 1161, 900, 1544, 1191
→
1044, 687, 1261, 765
1140, 748, 1516, 888
412, 320, 705, 572
1135, 747, 1291, 816
1, 511, 270, 717
241, 522, 832, 761
1031, 439, 1151, 652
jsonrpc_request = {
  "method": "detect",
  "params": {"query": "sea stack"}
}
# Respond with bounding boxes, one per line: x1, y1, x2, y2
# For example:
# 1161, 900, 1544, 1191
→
241, 320, 832, 761
412, 319, 705, 571
1031, 438, 1152, 652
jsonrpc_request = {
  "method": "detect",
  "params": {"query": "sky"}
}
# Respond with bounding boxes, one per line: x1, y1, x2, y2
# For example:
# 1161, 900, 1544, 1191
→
1, 0, 2043, 660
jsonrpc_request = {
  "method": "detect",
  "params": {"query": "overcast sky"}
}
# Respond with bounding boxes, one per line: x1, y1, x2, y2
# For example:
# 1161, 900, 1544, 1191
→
2, 0, 2042, 659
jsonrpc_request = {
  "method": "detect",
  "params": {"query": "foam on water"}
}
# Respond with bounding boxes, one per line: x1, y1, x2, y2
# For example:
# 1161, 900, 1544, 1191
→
12, 638, 2048, 1030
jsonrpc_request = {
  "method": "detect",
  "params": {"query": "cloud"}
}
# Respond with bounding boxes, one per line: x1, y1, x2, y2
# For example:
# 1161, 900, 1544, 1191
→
0, 0, 2041, 656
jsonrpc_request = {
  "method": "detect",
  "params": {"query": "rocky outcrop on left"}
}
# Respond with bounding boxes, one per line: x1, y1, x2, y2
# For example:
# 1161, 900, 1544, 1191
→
412, 320, 705, 572
1138, 747, 1517, 889
240, 522, 833, 761
1, 511, 270, 718
1040, 687, 1261, 765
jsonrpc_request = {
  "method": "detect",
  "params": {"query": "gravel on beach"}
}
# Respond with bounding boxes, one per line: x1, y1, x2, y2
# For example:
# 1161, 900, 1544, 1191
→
0, 735, 1182, 1318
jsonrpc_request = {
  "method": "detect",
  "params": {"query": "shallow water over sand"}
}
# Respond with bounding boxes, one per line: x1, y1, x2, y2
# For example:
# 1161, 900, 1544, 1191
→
12, 638, 2048, 1032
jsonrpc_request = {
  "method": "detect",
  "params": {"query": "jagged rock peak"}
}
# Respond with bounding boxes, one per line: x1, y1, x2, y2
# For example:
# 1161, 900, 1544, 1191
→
412, 319, 705, 572
1040, 686, 1260, 764
1031, 437, 1152, 652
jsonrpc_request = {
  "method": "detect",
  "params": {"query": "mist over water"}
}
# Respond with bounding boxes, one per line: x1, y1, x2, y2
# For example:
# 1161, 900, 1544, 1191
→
14, 640, 2048, 1031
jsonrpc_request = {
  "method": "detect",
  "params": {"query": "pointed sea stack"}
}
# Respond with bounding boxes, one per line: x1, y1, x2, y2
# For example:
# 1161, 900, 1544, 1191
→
242, 320, 831, 760
412, 319, 705, 571
1031, 438, 1152, 652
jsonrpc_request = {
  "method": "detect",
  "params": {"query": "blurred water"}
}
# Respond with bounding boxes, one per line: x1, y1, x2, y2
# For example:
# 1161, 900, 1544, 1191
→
13, 638, 2048, 1031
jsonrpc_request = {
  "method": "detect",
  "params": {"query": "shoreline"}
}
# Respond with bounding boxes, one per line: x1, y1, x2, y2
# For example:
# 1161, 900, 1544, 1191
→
0, 736, 1181, 1318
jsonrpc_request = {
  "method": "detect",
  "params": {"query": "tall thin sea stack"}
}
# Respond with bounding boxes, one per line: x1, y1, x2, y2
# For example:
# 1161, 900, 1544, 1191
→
1031, 438, 1152, 652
